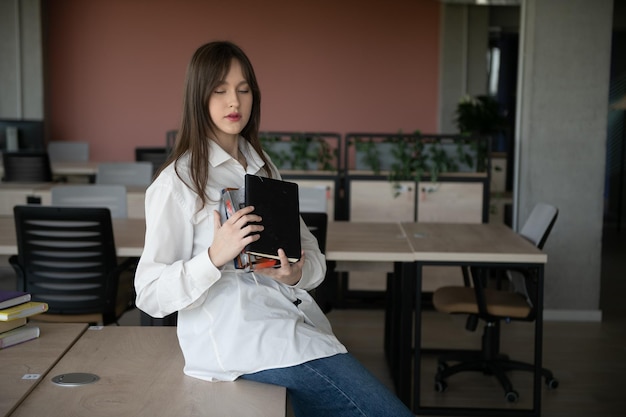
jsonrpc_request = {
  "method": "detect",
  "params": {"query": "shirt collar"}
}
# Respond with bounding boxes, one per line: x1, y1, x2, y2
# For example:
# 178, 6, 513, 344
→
208, 136, 265, 173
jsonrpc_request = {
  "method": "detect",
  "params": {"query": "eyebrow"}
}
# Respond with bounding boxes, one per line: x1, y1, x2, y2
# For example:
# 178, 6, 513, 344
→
216, 80, 249, 88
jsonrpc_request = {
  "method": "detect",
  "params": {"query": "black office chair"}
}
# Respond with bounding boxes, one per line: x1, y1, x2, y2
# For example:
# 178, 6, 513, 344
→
432, 203, 559, 402
301, 212, 334, 313
135, 146, 170, 177
2, 151, 53, 182
9, 205, 136, 325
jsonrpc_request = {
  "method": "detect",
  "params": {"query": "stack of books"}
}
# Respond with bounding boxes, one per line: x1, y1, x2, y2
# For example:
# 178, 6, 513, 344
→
0, 290, 49, 349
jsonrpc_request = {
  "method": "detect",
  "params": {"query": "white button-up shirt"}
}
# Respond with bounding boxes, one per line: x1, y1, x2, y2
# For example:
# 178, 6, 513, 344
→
134, 138, 346, 381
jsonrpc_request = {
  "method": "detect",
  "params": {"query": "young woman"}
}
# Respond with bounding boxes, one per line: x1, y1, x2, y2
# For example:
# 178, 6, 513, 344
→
134, 41, 414, 417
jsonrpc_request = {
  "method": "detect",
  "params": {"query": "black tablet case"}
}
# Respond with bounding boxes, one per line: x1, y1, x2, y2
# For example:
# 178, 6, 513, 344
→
244, 174, 301, 262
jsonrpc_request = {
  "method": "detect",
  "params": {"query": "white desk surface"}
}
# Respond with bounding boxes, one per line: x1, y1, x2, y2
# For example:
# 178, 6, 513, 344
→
0, 323, 88, 417
10, 326, 286, 417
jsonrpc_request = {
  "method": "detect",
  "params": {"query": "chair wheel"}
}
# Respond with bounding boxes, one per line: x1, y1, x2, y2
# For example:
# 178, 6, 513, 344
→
505, 390, 519, 403
435, 380, 447, 393
546, 377, 559, 389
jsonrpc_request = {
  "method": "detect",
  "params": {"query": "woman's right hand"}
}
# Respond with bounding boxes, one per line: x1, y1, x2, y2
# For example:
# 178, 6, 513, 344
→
208, 206, 263, 268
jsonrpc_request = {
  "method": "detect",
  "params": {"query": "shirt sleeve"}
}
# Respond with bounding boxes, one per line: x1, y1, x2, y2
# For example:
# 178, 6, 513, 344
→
134, 177, 222, 318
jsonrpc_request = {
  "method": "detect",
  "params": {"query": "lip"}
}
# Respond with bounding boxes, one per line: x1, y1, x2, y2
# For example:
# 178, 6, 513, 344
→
226, 113, 241, 121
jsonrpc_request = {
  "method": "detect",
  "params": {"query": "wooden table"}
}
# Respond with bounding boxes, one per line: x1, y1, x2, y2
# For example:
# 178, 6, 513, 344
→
0, 216, 145, 257
0, 183, 49, 216
326, 221, 414, 262
325, 221, 421, 410
50, 161, 98, 176
0, 161, 98, 176
398, 222, 548, 416
0, 218, 549, 415
10, 326, 286, 417
0, 182, 147, 218
0, 323, 88, 417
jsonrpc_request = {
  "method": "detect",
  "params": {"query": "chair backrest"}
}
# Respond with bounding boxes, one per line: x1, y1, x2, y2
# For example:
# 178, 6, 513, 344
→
519, 203, 559, 249
47, 141, 89, 162
301, 212, 328, 253
12, 205, 120, 317
51, 184, 128, 218
509, 202, 558, 303
96, 161, 153, 186
1, 151, 53, 182
135, 147, 169, 176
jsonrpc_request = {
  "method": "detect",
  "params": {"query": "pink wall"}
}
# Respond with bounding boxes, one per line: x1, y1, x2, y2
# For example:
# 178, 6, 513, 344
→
44, 0, 440, 162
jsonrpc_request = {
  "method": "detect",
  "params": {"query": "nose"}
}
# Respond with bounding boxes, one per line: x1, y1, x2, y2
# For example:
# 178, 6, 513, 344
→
228, 91, 239, 108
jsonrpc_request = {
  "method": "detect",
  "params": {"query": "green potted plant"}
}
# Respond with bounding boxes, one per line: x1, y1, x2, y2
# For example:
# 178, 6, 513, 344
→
454, 94, 507, 171
352, 131, 473, 197
260, 134, 336, 171
455, 94, 508, 215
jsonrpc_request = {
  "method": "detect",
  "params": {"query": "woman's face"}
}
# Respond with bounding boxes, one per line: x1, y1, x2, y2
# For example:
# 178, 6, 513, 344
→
208, 58, 253, 144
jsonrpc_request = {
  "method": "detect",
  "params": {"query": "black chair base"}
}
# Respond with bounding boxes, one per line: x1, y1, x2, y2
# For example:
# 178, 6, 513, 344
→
435, 353, 558, 402
434, 322, 558, 402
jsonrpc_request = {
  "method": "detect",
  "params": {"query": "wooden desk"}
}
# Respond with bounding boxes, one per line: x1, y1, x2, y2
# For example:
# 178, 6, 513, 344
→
10, 327, 286, 417
326, 221, 413, 262
0, 216, 145, 257
50, 161, 98, 176
0, 161, 98, 180
0, 183, 147, 218
398, 222, 547, 416
0, 183, 51, 215
29, 183, 147, 219
1, 219, 548, 414
0, 323, 88, 417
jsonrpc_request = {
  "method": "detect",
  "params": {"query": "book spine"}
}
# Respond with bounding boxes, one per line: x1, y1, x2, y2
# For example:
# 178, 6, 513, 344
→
0, 302, 48, 321
222, 188, 250, 270
0, 292, 31, 310
0, 326, 40, 349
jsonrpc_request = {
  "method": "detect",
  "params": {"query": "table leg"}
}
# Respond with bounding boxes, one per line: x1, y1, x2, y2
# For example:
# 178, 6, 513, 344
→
395, 261, 417, 407
532, 265, 544, 414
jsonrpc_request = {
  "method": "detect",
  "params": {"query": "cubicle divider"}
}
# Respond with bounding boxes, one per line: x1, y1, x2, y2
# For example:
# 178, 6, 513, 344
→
161, 130, 495, 224
338, 132, 492, 308
259, 131, 345, 220
1, 132, 496, 323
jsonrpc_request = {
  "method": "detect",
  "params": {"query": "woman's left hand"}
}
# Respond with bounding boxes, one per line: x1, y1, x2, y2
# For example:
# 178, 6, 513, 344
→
256, 249, 304, 286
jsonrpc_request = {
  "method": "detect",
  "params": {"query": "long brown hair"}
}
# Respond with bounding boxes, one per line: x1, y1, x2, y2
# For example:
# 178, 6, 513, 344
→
159, 41, 272, 208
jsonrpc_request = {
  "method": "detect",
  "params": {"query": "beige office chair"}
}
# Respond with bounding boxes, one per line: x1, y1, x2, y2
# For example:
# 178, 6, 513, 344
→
432, 202, 559, 402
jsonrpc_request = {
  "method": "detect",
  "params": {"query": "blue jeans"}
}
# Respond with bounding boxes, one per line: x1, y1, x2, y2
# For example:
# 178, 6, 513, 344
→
240, 353, 414, 417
